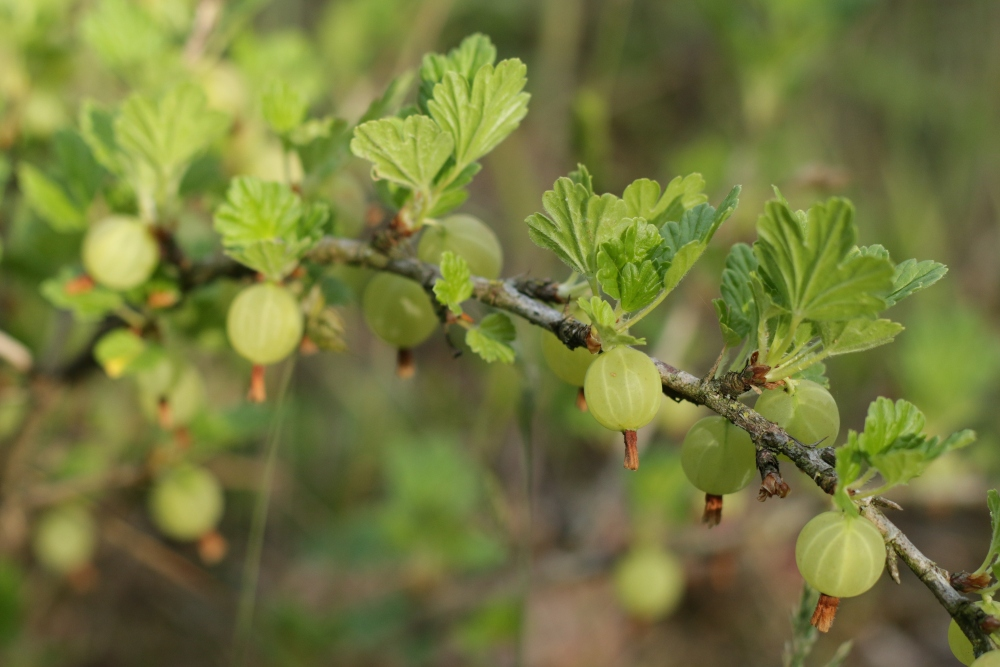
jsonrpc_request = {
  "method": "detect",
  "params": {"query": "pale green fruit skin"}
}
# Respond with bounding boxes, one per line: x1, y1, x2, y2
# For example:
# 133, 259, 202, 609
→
681, 416, 756, 495
583, 347, 662, 431
149, 465, 224, 541
795, 511, 885, 598
226, 283, 303, 365
417, 214, 503, 279
755, 380, 840, 446
972, 652, 1000, 667
33, 505, 97, 574
82, 216, 159, 290
362, 273, 438, 349
542, 330, 596, 387
614, 547, 685, 620
949, 601, 1000, 665
137, 359, 206, 426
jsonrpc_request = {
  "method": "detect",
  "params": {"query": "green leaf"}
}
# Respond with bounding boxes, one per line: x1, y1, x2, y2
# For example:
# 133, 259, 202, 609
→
982, 490, 1000, 573
661, 241, 704, 294
350, 115, 454, 193
54, 130, 104, 206
886, 258, 947, 307
433, 251, 474, 315
596, 217, 664, 311
794, 361, 829, 388
819, 318, 904, 356
466, 313, 516, 364
659, 186, 740, 260
754, 198, 894, 322
40, 269, 123, 321
852, 397, 976, 489
80, 0, 168, 71
213, 177, 328, 280
17, 164, 87, 232
623, 174, 710, 227
568, 163, 594, 195
115, 84, 230, 210
261, 81, 307, 136
418, 34, 497, 113
576, 296, 645, 349
526, 177, 627, 277
715, 243, 758, 342
79, 101, 122, 174
427, 58, 530, 169
93, 329, 163, 378
834, 443, 862, 515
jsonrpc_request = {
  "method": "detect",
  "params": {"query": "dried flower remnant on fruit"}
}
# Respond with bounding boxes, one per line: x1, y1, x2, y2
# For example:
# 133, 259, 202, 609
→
249, 364, 266, 403
703, 494, 724, 527
811, 593, 839, 632
623, 430, 639, 470
575, 388, 587, 412
397, 348, 416, 379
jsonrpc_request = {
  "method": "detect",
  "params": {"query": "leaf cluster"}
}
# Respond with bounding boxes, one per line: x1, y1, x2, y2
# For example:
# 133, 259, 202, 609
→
350, 34, 529, 228
526, 167, 739, 349
213, 176, 329, 282
833, 397, 975, 513
715, 192, 947, 381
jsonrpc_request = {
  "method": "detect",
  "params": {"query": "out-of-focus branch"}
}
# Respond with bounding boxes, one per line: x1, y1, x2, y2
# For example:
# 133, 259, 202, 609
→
306, 234, 994, 655
183, 0, 224, 65
0, 330, 32, 373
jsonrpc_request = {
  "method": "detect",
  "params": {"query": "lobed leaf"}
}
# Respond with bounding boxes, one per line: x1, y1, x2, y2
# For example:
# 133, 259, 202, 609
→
261, 81, 308, 136
466, 313, 516, 364
526, 177, 627, 277
418, 34, 497, 113
427, 58, 530, 169
433, 251, 474, 315
886, 258, 948, 307
350, 115, 454, 193
819, 318, 904, 357
17, 164, 87, 232
576, 296, 645, 349
754, 198, 894, 323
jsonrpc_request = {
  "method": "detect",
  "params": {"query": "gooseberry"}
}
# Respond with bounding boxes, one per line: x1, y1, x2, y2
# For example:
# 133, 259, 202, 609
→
614, 547, 685, 620
362, 273, 438, 350
584, 346, 662, 470
417, 214, 503, 279
32, 505, 97, 574
795, 511, 884, 598
82, 216, 159, 290
755, 380, 840, 446
226, 282, 303, 365
972, 652, 1000, 667
948, 601, 1000, 666
681, 416, 756, 496
149, 464, 224, 542
136, 359, 206, 427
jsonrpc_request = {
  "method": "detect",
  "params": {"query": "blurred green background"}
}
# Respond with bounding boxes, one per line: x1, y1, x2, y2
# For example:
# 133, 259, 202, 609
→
1, 0, 999, 665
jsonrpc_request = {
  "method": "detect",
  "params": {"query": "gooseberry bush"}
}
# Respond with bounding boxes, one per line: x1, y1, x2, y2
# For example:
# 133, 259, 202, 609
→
2, 18, 998, 664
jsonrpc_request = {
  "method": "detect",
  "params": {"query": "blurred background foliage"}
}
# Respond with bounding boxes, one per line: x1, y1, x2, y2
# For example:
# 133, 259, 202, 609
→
0, 0, 999, 665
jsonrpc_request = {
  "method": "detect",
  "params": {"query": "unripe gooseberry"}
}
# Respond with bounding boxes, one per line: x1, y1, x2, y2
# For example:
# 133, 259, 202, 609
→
32, 505, 97, 574
614, 547, 685, 620
541, 310, 594, 387
226, 282, 303, 365
362, 273, 438, 349
584, 347, 661, 431
755, 380, 840, 446
973, 652, 1000, 667
137, 359, 206, 427
417, 214, 503, 279
795, 511, 884, 599
681, 416, 756, 496
948, 600, 1000, 666
584, 346, 662, 470
82, 216, 159, 290
149, 465, 224, 542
